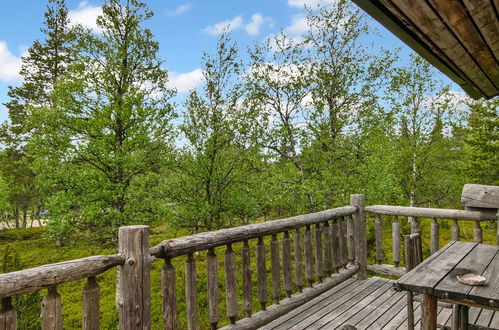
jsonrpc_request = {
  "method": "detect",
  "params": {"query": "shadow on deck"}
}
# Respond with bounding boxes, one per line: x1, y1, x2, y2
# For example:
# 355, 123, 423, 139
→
261, 277, 499, 330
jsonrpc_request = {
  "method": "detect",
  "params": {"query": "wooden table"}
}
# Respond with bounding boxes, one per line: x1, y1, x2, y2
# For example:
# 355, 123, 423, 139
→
396, 241, 499, 329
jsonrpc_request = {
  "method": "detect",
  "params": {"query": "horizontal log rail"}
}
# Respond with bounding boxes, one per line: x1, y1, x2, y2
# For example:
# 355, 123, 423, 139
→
0, 254, 124, 299
150, 206, 357, 258
365, 205, 497, 221
364, 205, 499, 279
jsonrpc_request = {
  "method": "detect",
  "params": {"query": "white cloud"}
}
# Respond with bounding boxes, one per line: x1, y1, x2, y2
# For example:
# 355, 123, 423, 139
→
168, 69, 204, 93
69, 1, 102, 34
167, 4, 191, 17
245, 13, 265, 35
285, 13, 308, 36
202, 16, 243, 35
0, 41, 22, 82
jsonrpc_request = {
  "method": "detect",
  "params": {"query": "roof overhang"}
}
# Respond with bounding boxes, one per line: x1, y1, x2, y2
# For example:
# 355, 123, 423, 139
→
352, 0, 499, 100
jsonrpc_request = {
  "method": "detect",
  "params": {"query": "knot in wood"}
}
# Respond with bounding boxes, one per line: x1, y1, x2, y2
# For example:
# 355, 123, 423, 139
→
127, 258, 135, 266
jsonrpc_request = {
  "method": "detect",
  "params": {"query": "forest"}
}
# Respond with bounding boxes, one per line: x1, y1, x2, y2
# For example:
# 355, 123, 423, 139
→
0, 0, 497, 244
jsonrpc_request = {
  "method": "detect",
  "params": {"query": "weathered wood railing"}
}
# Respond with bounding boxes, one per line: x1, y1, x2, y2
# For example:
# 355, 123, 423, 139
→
150, 195, 367, 329
0, 195, 368, 329
364, 205, 499, 278
0, 253, 125, 329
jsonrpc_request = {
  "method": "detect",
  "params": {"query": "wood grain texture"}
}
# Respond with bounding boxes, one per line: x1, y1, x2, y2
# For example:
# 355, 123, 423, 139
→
346, 215, 355, 262
82, 277, 99, 330
0, 298, 16, 330
396, 241, 475, 295
431, 218, 439, 255
185, 254, 198, 330
314, 224, 323, 281
282, 232, 293, 298
473, 221, 483, 243
365, 205, 497, 221
339, 218, 348, 267
256, 237, 267, 310
351, 194, 367, 280
461, 184, 499, 209
421, 293, 437, 330
366, 264, 406, 278
304, 226, 314, 287
224, 244, 238, 323
323, 222, 333, 276
206, 249, 219, 328
294, 229, 303, 292
218, 264, 359, 330
270, 235, 281, 305
462, 0, 499, 62
375, 214, 384, 264
150, 206, 357, 258
452, 219, 460, 241
392, 216, 401, 266
117, 225, 150, 330
41, 286, 62, 330
468, 247, 499, 308
332, 219, 340, 271
0, 254, 124, 299
241, 240, 252, 317
162, 258, 177, 330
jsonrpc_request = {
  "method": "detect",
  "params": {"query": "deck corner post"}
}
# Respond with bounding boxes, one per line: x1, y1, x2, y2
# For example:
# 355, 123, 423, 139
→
350, 194, 367, 280
118, 225, 151, 330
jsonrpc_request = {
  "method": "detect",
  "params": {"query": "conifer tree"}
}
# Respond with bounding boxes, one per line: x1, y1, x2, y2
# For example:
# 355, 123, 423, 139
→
0, 0, 73, 228
29, 0, 175, 243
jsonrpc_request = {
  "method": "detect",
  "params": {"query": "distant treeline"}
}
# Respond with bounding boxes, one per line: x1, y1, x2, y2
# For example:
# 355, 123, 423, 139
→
0, 0, 497, 244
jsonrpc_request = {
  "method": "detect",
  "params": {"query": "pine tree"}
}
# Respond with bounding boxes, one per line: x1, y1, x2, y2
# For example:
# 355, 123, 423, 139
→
28, 0, 176, 243
0, 0, 73, 228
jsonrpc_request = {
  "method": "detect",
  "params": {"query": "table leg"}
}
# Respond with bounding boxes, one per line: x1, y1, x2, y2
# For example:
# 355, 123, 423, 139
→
421, 293, 437, 330
451, 304, 468, 330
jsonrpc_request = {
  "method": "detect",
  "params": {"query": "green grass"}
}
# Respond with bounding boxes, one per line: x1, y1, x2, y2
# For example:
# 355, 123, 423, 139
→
1, 217, 497, 329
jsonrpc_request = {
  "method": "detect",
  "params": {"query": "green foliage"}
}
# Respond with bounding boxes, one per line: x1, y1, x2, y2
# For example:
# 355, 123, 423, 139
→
170, 33, 263, 231
28, 0, 176, 243
463, 98, 499, 185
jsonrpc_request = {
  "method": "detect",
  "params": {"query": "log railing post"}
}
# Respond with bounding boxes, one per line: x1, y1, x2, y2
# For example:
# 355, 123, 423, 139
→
314, 224, 324, 282
294, 229, 303, 292
346, 215, 355, 263
392, 216, 400, 267
224, 244, 238, 324
185, 254, 198, 330
118, 225, 151, 330
339, 218, 348, 267
431, 218, 439, 255
162, 258, 177, 330
282, 232, 293, 298
0, 297, 17, 330
270, 235, 281, 304
207, 249, 219, 329
374, 214, 383, 264
323, 222, 333, 276
304, 225, 314, 287
256, 237, 267, 310
332, 219, 340, 271
474, 221, 483, 243
242, 241, 252, 317
351, 194, 367, 280
82, 276, 100, 330
41, 286, 63, 330
452, 220, 460, 241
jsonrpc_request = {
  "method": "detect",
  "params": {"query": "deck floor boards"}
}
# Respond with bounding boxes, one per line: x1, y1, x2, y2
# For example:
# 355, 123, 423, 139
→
260, 277, 499, 330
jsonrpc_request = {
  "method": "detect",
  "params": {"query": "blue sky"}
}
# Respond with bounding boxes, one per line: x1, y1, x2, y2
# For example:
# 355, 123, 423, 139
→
0, 0, 459, 123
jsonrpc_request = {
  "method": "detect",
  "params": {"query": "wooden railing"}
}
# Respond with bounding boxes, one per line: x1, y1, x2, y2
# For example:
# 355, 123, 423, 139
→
150, 196, 365, 330
0, 195, 368, 329
0, 254, 124, 329
364, 205, 499, 278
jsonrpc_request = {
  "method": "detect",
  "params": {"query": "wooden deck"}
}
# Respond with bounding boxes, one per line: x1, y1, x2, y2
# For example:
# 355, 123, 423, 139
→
260, 277, 499, 330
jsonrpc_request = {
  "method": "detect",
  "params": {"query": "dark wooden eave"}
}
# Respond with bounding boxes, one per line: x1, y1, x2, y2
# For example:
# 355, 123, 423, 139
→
352, 0, 499, 100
